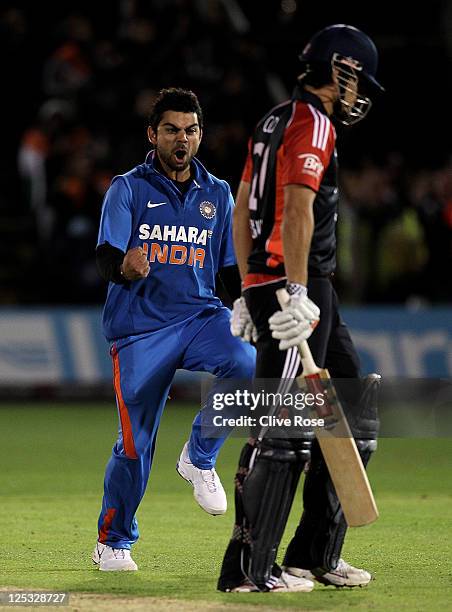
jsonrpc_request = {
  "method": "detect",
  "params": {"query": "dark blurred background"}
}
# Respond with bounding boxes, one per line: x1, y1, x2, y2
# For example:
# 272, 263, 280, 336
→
1, 0, 451, 306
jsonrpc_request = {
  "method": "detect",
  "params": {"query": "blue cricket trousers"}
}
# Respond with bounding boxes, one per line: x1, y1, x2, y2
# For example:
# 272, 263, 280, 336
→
97, 307, 256, 548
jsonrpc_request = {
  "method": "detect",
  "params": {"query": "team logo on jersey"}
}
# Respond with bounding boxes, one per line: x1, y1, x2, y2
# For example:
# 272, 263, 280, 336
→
200, 201, 216, 219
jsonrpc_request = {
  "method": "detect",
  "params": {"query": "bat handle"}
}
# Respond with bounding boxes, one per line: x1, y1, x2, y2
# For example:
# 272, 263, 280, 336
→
298, 340, 320, 375
276, 288, 320, 376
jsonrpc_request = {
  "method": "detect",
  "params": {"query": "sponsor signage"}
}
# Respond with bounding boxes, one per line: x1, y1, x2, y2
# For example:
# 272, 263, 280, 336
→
0, 308, 450, 384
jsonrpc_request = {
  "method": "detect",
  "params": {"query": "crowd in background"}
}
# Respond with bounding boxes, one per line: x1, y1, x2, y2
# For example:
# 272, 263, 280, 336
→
338, 157, 452, 304
2, 0, 451, 305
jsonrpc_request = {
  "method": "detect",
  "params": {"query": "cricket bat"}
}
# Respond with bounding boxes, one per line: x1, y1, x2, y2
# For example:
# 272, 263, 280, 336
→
276, 288, 378, 527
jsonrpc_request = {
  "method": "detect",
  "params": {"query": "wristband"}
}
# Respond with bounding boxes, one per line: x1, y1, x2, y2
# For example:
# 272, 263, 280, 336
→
286, 282, 307, 298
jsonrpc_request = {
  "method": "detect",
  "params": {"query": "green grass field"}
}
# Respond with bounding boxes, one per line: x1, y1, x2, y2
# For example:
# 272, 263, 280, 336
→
1, 402, 452, 611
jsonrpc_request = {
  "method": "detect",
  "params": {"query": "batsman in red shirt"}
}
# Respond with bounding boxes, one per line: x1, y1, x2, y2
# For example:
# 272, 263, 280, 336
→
218, 24, 384, 593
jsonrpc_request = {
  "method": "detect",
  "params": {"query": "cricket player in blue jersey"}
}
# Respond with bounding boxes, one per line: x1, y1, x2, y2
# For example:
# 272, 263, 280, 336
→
92, 88, 255, 571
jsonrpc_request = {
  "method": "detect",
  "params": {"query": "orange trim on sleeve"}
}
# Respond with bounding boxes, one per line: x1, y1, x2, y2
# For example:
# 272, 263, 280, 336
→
111, 345, 138, 459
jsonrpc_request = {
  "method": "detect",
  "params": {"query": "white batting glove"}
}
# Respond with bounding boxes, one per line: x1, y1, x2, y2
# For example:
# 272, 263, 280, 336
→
269, 284, 320, 351
230, 297, 258, 343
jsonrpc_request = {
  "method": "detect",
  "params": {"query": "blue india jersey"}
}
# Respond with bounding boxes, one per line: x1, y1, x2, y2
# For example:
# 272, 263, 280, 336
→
97, 152, 236, 340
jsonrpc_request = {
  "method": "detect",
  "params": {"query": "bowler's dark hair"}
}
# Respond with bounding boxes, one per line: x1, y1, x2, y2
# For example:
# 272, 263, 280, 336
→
148, 88, 203, 131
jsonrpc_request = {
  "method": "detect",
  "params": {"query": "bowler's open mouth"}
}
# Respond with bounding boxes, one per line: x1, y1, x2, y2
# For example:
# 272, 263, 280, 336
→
175, 149, 187, 161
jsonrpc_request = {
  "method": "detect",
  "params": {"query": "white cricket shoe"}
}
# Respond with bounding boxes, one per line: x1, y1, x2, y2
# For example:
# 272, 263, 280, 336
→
229, 571, 314, 592
92, 542, 138, 572
284, 558, 371, 587
176, 442, 227, 515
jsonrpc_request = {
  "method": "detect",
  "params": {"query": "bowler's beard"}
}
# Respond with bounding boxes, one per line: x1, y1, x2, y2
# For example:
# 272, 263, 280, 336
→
158, 148, 194, 173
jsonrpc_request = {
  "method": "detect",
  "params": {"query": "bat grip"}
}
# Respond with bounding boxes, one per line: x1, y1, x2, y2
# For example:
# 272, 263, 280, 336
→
298, 340, 319, 375
276, 288, 320, 375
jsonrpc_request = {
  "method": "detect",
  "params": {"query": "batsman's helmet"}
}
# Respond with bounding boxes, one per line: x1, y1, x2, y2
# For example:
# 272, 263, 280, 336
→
299, 24, 384, 125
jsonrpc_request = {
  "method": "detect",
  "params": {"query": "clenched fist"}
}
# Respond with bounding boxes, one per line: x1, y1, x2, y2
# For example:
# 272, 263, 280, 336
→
121, 247, 150, 280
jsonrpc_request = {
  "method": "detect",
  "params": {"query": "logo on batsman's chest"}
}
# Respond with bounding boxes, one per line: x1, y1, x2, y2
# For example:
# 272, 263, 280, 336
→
200, 201, 216, 219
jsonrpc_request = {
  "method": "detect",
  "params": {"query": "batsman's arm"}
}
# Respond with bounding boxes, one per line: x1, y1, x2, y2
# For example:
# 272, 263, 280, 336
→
282, 184, 316, 286
232, 180, 252, 281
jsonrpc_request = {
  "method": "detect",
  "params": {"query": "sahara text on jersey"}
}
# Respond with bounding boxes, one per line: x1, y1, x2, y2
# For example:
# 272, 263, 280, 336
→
138, 223, 212, 268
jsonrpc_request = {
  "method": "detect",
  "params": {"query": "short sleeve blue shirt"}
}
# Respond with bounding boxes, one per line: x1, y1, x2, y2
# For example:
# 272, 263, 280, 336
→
97, 153, 236, 340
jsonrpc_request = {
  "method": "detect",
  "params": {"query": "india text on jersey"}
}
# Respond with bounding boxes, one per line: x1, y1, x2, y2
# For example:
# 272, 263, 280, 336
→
138, 224, 212, 269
